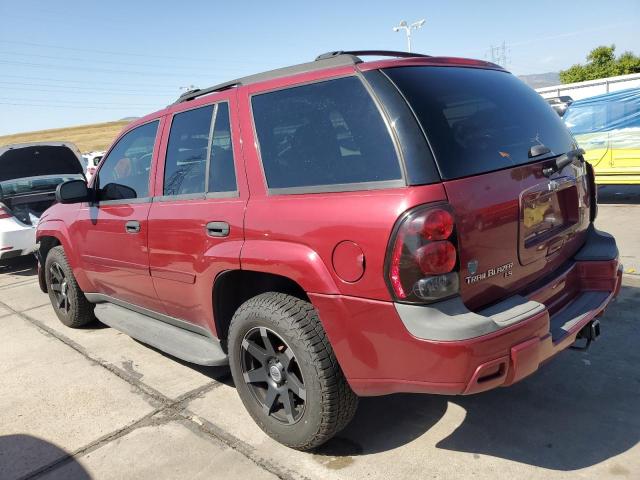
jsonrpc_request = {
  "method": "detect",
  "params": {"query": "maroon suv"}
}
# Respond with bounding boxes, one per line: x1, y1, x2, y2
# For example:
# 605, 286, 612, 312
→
36, 51, 621, 450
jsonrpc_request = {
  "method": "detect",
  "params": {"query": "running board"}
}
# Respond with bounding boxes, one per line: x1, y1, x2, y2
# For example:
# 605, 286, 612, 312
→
93, 303, 228, 366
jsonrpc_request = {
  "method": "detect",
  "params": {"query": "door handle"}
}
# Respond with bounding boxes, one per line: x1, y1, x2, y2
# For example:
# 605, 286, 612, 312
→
125, 220, 141, 234
206, 221, 230, 237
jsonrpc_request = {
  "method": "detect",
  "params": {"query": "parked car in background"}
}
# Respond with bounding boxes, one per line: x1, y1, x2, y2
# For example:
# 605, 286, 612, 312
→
82, 151, 105, 182
545, 96, 574, 116
37, 50, 621, 450
0, 142, 85, 260
564, 88, 640, 184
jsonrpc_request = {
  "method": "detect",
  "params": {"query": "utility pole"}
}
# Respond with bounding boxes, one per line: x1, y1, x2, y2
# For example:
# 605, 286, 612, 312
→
392, 19, 426, 53
488, 41, 510, 68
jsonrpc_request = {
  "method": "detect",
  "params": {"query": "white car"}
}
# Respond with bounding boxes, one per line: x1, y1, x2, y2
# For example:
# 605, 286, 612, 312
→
0, 142, 85, 261
82, 150, 105, 183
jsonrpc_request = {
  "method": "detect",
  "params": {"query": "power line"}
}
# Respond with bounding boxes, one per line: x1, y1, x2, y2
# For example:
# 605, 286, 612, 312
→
0, 81, 175, 95
0, 102, 153, 110
0, 39, 278, 65
0, 50, 243, 72
0, 39, 209, 62
0, 96, 160, 107
0, 59, 220, 78
0, 74, 180, 90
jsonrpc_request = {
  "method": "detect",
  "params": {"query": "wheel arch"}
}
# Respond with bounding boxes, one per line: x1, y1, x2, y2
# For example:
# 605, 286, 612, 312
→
37, 221, 92, 292
36, 235, 61, 293
212, 270, 310, 343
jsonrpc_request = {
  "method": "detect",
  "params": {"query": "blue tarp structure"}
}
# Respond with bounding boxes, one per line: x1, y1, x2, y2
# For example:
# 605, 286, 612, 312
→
564, 88, 640, 135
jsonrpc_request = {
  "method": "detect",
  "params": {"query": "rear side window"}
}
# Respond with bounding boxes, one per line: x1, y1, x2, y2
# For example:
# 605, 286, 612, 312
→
163, 102, 237, 196
252, 76, 402, 191
209, 103, 237, 193
164, 105, 213, 196
384, 67, 575, 180
97, 121, 158, 201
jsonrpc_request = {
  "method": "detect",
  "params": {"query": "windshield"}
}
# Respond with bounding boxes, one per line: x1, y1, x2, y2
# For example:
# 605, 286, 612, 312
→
0, 174, 83, 197
384, 66, 575, 180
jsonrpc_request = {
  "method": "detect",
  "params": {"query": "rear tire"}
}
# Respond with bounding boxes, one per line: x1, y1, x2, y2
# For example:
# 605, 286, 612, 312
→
228, 292, 358, 450
44, 246, 95, 328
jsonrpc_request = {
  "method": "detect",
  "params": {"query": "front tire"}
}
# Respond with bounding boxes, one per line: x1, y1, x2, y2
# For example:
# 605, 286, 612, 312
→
228, 292, 358, 450
44, 246, 95, 328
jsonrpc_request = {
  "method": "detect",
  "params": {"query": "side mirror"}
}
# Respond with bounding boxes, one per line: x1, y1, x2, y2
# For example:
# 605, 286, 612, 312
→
101, 183, 137, 201
56, 179, 90, 204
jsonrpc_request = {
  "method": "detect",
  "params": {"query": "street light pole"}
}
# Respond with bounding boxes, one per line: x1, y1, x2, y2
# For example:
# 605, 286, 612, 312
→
392, 19, 426, 53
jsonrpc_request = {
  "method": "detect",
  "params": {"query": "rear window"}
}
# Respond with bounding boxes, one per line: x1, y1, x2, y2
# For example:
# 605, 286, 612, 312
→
251, 76, 402, 191
384, 66, 575, 180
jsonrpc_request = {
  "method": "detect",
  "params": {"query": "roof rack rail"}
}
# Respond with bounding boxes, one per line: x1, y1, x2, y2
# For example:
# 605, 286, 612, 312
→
174, 79, 241, 104
173, 50, 430, 104
315, 50, 430, 61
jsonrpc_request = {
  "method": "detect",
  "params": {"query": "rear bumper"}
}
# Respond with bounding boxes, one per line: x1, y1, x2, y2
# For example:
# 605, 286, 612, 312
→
0, 219, 37, 259
311, 226, 622, 396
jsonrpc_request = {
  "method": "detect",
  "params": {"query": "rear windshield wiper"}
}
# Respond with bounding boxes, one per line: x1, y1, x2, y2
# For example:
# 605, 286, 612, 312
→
542, 148, 584, 177
528, 144, 551, 158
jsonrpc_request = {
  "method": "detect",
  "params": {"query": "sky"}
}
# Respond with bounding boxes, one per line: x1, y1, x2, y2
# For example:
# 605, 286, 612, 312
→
0, 0, 638, 136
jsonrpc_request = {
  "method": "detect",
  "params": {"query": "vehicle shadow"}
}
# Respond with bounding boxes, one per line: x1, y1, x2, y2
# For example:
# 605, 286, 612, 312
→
316, 281, 640, 471
0, 255, 37, 276
0, 434, 91, 479
597, 184, 640, 204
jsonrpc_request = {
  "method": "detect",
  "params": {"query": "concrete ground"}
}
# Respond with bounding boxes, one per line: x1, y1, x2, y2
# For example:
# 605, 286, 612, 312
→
1, 194, 639, 480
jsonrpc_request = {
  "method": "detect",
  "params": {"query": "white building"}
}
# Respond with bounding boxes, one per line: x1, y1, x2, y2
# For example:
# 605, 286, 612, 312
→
536, 73, 640, 100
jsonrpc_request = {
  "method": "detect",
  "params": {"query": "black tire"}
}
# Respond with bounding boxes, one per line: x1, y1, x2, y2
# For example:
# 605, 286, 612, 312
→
228, 292, 358, 450
44, 246, 95, 328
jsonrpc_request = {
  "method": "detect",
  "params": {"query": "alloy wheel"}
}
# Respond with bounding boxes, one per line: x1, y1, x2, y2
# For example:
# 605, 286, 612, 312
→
240, 327, 306, 425
49, 262, 70, 314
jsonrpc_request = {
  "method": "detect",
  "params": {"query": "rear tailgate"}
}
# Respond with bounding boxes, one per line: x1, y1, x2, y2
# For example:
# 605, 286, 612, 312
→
443, 160, 590, 310
384, 65, 592, 310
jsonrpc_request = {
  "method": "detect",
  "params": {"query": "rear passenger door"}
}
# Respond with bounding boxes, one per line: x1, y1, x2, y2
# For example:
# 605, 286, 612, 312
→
147, 93, 246, 333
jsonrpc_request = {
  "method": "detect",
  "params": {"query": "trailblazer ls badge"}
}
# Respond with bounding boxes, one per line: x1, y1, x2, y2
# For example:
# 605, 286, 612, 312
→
465, 260, 513, 285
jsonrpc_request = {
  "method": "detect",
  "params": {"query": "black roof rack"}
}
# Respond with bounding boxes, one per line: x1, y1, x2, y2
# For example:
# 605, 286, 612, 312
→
175, 79, 241, 104
315, 50, 430, 61
174, 50, 429, 104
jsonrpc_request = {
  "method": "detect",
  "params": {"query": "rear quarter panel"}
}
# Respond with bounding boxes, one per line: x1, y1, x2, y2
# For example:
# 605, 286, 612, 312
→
236, 78, 447, 299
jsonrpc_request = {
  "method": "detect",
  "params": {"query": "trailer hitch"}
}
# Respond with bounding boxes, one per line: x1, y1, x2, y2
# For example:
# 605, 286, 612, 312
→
570, 319, 601, 351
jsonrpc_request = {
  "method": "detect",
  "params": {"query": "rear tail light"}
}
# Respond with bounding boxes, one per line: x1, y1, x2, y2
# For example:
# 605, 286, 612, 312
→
585, 162, 598, 222
0, 203, 13, 220
386, 204, 460, 303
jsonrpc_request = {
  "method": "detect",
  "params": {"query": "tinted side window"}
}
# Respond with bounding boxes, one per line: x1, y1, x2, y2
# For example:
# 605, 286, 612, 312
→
209, 103, 237, 193
164, 105, 214, 196
252, 76, 402, 190
98, 121, 158, 201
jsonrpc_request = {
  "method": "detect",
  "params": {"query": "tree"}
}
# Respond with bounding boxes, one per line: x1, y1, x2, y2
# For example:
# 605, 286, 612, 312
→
559, 45, 640, 84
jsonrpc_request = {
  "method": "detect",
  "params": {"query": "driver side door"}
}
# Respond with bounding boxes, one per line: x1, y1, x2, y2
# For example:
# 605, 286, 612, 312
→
72, 119, 166, 313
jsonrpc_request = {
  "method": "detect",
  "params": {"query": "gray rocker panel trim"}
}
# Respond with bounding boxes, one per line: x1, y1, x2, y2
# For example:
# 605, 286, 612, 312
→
93, 302, 228, 366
